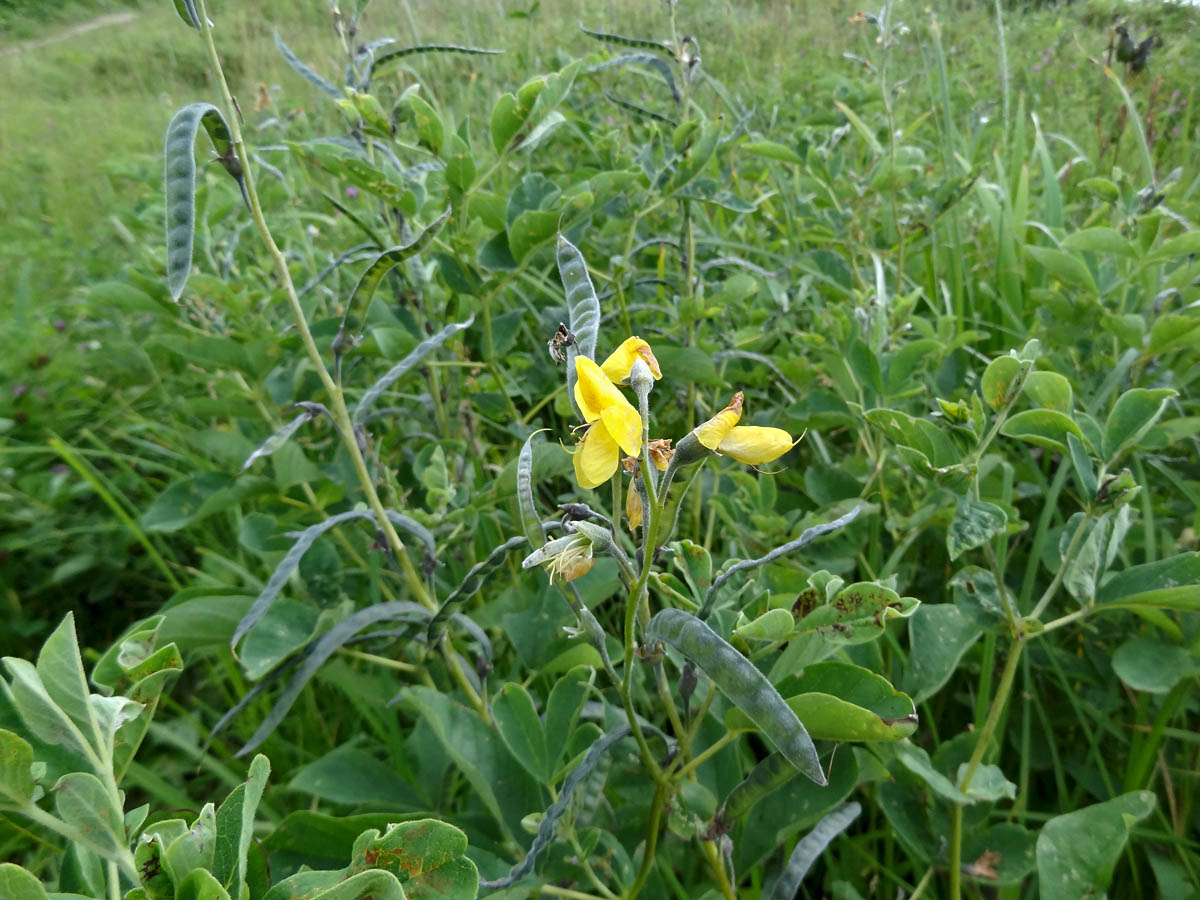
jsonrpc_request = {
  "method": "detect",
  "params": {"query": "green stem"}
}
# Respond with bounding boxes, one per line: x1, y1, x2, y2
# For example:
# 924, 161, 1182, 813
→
625, 782, 668, 899
1028, 511, 1093, 621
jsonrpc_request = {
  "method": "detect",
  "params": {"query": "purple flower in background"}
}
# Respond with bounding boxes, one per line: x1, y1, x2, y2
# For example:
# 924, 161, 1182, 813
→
345, 186, 359, 199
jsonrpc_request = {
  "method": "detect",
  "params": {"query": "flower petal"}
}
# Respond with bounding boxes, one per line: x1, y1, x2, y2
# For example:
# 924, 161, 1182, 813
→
574, 356, 626, 423
601, 336, 662, 383
716, 425, 797, 465
573, 421, 621, 489
600, 399, 642, 457
694, 392, 744, 450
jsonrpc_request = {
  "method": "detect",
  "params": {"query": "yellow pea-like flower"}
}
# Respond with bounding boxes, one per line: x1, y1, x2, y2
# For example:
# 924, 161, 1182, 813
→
571, 355, 645, 489
600, 336, 662, 384
695, 392, 744, 450
716, 426, 798, 465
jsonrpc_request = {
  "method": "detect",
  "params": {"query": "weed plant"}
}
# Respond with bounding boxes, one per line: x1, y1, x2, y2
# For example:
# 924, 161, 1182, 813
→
1, 0, 1198, 897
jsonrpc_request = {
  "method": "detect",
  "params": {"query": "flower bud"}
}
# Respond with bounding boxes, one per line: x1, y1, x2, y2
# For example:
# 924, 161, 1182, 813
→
630, 357, 656, 396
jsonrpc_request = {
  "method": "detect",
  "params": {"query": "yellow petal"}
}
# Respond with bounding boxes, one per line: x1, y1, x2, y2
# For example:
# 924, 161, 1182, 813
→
574, 356, 626, 423
716, 426, 797, 465
694, 392, 744, 450
601, 336, 662, 383
600, 399, 642, 457
573, 421, 621, 489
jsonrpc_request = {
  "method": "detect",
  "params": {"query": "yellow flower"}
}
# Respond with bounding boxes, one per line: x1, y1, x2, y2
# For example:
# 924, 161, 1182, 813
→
572, 356, 643, 489
694, 391, 798, 465
600, 337, 662, 384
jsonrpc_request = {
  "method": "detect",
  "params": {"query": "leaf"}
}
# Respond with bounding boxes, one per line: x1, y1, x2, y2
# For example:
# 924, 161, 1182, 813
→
980, 356, 1025, 411
792, 581, 919, 646
544, 667, 593, 774
427, 536, 527, 644
1062, 227, 1137, 258
701, 507, 861, 618
558, 234, 601, 420
903, 604, 984, 704
352, 316, 474, 425
171, 0, 201, 29
947, 496, 1008, 561
740, 140, 803, 165
241, 411, 314, 473
1023, 371, 1073, 413
763, 803, 861, 900
1000, 409, 1083, 454
290, 747, 421, 808
212, 755, 270, 895
1143, 229, 1200, 262
443, 133, 475, 192
1026, 245, 1098, 294
1098, 553, 1200, 605
587, 52, 678, 102
1102, 388, 1177, 462
833, 101, 882, 155
893, 743, 971, 804
492, 682, 551, 784
175, 868, 233, 900
578, 23, 671, 54
0, 729, 35, 807
490, 92, 527, 154
347, 819, 479, 899
165, 803, 218, 880
1060, 512, 1107, 604
480, 725, 633, 890
337, 208, 451, 353
140, 472, 246, 533
237, 602, 431, 757
0, 865, 50, 900
669, 121, 722, 193
35, 613, 96, 748
401, 686, 541, 844
2, 658, 94, 763
164, 103, 246, 301
647, 609, 825, 785
1112, 637, 1195, 694
958, 763, 1017, 802
734, 608, 795, 641
265, 869, 406, 900
962, 822, 1037, 885
1036, 791, 1155, 900
54, 772, 128, 863
273, 32, 342, 99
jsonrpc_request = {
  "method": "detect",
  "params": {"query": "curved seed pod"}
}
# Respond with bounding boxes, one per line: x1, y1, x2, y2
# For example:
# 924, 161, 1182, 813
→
381, 511, 437, 569
164, 103, 247, 301
557, 235, 600, 421
764, 802, 861, 900
368, 43, 503, 83
517, 430, 547, 551
587, 53, 679, 103
579, 23, 672, 55
353, 317, 474, 425
299, 243, 379, 297
335, 207, 451, 356
171, 0, 201, 28
479, 726, 632, 890
427, 536, 528, 644
700, 506, 861, 619
646, 609, 825, 785
236, 602, 431, 757
274, 31, 342, 99
605, 92, 678, 126
708, 751, 798, 838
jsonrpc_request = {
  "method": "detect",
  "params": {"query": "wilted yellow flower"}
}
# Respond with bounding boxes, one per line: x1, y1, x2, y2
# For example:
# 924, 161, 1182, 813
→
694, 392, 798, 466
626, 477, 644, 529
600, 336, 662, 384
572, 356, 643, 489
522, 533, 595, 582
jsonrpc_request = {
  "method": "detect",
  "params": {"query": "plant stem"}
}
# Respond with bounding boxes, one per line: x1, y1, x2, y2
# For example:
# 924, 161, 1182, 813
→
700, 837, 738, 900
625, 782, 667, 899
1028, 511, 1093, 621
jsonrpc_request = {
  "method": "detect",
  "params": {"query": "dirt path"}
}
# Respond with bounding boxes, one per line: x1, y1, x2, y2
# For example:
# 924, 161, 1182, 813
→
0, 9, 138, 60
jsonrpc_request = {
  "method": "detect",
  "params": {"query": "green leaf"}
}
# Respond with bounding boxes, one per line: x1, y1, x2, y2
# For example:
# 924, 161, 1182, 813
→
492, 682, 551, 784
265, 869, 407, 900
962, 823, 1037, 885
337, 208, 452, 351
0, 729, 35, 807
894, 742, 971, 803
1026, 245, 1097, 294
1102, 388, 1177, 462
1143, 229, 1200, 262
558, 234, 601, 420
404, 93, 444, 154
1112, 637, 1195, 694
54, 772, 129, 863
864, 409, 958, 468
1023, 371, 1073, 412
212, 754, 270, 895
833, 100, 883, 155
958, 763, 1016, 801
1098, 553, 1200, 605
1000, 408, 1082, 455
490, 92, 527, 154
669, 121, 721, 193
947, 496, 1008, 561
170, 0, 202, 28
354, 316, 474, 425
509, 209, 560, 262
734, 608, 795, 642
401, 686, 541, 843
164, 103, 246, 301
764, 803, 861, 900
543, 667, 592, 775
165, 803, 217, 880
443, 133, 475, 192
348, 819, 479, 899
1062, 227, 1137, 258
647, 609, 824, 785
980, 356, 1025, 411
35, 613, 97, 749
1148, 314, 1200, 356
0, 864, 50, 900
740, 140, 802, 165
290, 747, 421, 808
2, 658, 94, 763
1036, 791, 1155, 900
903, 604, 984, 704
175, 868, 233, 900
140, 472, 242, 533
792, 581, 919, 646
